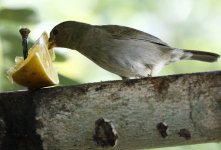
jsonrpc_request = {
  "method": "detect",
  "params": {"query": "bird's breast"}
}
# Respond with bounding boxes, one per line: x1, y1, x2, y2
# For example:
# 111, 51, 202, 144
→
78, 37, 171, 77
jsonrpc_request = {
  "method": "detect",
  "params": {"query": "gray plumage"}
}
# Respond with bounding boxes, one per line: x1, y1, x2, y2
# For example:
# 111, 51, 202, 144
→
49, 21, 220, 79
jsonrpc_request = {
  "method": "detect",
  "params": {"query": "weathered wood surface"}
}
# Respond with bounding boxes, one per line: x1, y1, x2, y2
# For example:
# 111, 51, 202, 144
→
0, 71, 221, 150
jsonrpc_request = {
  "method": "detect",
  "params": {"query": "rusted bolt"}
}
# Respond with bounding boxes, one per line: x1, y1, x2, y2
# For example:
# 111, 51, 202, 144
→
156, 122, 168, 138
93, 118, 118, 147
19, 28, 31, 59
178, 128, 191, 140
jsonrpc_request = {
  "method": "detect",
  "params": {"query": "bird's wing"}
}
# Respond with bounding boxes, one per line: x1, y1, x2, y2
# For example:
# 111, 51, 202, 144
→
96, 25, 169, 47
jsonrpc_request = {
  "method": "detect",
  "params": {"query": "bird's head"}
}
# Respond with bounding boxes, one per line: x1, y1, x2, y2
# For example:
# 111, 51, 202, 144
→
48, 21, 90, 50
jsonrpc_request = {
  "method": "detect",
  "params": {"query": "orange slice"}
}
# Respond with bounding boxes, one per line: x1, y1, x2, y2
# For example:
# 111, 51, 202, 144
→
7, 32, 59, 88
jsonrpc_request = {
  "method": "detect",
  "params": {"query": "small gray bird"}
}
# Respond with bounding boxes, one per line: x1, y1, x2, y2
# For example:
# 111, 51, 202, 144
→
49, 21, 220, 79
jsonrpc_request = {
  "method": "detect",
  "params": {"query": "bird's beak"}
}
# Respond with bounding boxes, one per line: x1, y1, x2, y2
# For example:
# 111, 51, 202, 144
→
48, 37, 56, 49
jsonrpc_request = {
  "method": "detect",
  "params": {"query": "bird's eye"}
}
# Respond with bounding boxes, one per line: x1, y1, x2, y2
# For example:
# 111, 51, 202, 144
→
52, 29, 58, 35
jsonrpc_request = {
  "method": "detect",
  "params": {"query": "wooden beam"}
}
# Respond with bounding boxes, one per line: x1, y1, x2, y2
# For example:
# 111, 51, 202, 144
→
0, 71, 221, 150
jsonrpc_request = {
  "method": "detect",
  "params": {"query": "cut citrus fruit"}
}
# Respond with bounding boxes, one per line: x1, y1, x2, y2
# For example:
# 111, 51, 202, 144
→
7, 32, 59, 88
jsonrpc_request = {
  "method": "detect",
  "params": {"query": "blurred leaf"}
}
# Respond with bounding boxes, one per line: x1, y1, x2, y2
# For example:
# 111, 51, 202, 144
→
1, 31, 34, 60
58, 74, 80, 86
94, 0, 157, 17
0, 8, 39, 23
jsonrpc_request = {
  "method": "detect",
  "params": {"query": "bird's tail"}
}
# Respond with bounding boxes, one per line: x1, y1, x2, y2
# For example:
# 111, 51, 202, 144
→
183, 49, 220, 62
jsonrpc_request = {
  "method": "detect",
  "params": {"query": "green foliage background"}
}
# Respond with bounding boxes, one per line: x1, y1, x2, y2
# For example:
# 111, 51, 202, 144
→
0, 0, 220, 149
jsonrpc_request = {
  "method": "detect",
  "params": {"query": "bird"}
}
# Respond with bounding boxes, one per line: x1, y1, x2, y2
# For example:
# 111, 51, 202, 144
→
48, 21, 220, 79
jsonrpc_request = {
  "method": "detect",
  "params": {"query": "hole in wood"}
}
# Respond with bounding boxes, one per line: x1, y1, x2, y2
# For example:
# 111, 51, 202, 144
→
156, 122, 168, 138
178, 128, 191, 140
93, 118, 118, 148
